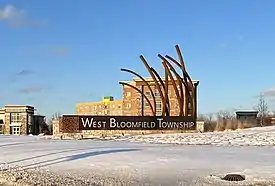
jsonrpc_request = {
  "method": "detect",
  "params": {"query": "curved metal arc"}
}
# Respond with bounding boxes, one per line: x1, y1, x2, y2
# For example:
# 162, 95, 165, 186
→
165, 54, 196, 117
120, 68, 156, 115
161, 61, 182, 116
158, 54, 184, 116
175, 45, 186, 71
150, 67, 170, 116
139, 55, 166, 115
164, 67, 169, 116
119, 82, 154, 115
165, 55, 192, 86
175, 45, 197, 117
162, 57, 190, 116
162, 60, 185, 116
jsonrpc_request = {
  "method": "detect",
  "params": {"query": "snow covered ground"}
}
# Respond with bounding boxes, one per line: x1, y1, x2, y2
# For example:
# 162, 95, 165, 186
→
1, 126, 275, 185
113, 126, 275, 146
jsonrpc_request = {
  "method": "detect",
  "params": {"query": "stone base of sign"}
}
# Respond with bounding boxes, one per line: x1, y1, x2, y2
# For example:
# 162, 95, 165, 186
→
52, 119, 203, 140
52, 130, 198, 140
196, 120, 205, 132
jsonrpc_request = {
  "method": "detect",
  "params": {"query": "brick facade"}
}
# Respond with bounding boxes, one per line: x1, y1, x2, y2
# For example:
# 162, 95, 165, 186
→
121, 78, 199, 117
76, 77, 199, 117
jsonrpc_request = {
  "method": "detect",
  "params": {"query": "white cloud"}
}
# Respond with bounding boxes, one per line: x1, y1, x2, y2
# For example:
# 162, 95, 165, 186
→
0, 4, 46, 27
261, 87, 275, 97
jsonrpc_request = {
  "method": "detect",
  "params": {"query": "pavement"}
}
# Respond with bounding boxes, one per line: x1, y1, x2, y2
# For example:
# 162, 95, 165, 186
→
1, 135, 275, 185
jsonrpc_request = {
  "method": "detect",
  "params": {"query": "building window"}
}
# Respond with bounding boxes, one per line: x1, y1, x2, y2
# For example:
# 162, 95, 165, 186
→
156, 102, 162, 110
145, 91, 150, 96
94, 106, 97, 110
126, 92, 131, 97
154, 90, 160, 97
126, 103, 131, 108
118, 105, 121, 109
11, 113, 22, 123
156, 112, 162, 116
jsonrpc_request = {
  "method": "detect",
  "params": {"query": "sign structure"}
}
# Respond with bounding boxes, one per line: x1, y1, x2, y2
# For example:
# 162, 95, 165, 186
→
73, 115, 196, 130
119, 44, 199, 118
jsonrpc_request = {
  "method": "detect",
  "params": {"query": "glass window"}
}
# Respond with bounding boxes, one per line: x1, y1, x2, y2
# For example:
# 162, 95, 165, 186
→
145, 91, 150, 96
11, 113, 22, 123
126, 92, 131, 97
154, 90, 160, 97
156, 112, 162, 116
156, 102, 162, 109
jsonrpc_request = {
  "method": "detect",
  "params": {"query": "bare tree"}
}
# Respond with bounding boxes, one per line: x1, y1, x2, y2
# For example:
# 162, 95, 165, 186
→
255, 94, 269, 127
47, 111, 62, 133
206, 113, 214, 122
216, 109, 235, 120
197, 113, 206, 121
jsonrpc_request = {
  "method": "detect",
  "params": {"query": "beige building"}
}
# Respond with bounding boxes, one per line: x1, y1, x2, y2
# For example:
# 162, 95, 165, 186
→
0, 105, 45, 135
76, 96, 123, 115
76, 77, 199, 117
121, 77, 199, 116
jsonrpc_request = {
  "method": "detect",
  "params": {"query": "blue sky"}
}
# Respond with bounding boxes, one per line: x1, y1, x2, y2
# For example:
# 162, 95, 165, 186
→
1, 0, 275, 117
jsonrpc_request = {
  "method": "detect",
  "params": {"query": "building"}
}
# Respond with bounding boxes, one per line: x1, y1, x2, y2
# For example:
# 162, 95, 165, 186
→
0, 105, 45, 135
76, 96, 123, 115
0, 109, 4, 134
121, 77, 199, 116
235, 110, 259, 121
76, 77, 199, 117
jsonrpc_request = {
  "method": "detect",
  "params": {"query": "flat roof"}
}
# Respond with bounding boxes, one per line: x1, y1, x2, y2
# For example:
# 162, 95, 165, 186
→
236, 110, 258, 113
76, 99, 123, 106
132, 77, 199, 83
4, 105, 35, 108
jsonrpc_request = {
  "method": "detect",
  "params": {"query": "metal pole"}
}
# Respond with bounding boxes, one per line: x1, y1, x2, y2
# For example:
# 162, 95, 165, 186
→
141, 85, 144, 116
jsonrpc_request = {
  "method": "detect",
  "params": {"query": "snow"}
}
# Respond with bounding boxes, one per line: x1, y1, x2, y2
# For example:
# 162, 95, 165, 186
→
113, 126, 275, 146
1, 126, 275, 185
